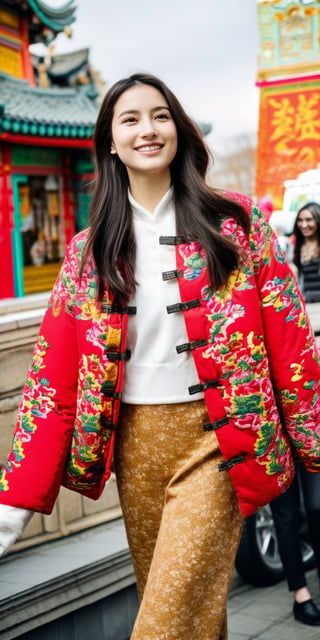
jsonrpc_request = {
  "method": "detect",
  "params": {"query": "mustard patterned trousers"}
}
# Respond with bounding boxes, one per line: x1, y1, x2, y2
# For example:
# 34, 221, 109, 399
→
114, 400, 243, 640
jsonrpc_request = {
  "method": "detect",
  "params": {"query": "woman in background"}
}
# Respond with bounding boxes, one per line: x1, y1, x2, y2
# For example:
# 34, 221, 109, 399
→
270, 467, 320, 626
269, 200, 320, 627
292, 202, 320, 302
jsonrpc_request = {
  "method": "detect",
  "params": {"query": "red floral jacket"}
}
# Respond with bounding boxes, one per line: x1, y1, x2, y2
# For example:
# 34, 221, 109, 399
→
0, 195, 320, 517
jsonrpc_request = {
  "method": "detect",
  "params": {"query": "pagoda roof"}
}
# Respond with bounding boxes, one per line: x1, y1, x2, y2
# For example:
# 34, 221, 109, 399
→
33, 47, 89, 78
31, 48, 91, 87
0, 72, 97, 140
1, 0, 76, 43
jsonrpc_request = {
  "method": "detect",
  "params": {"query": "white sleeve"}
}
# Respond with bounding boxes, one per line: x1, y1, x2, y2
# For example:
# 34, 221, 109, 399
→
0, 504, 33, 557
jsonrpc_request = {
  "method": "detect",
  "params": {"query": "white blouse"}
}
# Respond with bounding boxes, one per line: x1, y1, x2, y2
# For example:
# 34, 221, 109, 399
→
122, 189, 203, 404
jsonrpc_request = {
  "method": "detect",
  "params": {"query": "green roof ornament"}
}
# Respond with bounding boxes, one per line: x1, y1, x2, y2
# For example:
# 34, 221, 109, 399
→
12, 121, 21, 133
2, 118, 11, 131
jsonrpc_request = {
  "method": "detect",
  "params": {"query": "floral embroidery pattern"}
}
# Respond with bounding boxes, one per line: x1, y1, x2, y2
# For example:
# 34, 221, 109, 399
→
0, 229, 123, 496
48, 232, 112, 321
260, 275, 304, 324
179, 242, 207, 280
194, 204, 320, 482
281, 387, 320, 461
0, 336, 55, 490
62, 295, 122, 489
64, 351, 114, 486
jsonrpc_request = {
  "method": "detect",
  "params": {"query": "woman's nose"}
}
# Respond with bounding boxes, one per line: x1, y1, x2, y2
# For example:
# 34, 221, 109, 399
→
140, 118, 157, 137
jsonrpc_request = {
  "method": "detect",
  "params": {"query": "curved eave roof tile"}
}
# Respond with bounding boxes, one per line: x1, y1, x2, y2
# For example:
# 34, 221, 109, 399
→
27, 0, 76, 31
0, 75, 97, 139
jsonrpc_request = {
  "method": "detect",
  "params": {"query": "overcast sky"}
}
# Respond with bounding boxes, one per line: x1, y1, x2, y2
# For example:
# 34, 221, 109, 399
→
45, 0, 260, 152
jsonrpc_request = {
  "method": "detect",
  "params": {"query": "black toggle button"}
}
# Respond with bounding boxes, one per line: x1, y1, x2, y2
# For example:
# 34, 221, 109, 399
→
162, 269, 183, 281
159, 236, 186, 245
167, 299, 201, 314
176, 339, 207, 354
100, 383, 122, 399
102, 304, 137, 315
203, 417, 229, 431
100, 414, 113, 429
218, 455, 245, 472
107, 349, 131, 362
188, 380, 220, 395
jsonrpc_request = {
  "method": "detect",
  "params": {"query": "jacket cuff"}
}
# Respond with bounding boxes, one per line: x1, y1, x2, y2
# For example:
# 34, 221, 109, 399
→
0, 504, 33, 557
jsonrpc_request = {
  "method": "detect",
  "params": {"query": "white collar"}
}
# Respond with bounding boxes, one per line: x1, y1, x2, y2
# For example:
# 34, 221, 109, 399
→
128, 188, 173, 220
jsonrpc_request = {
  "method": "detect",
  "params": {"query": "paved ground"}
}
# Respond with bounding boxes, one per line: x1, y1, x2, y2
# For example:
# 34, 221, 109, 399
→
228, 567, 320, 640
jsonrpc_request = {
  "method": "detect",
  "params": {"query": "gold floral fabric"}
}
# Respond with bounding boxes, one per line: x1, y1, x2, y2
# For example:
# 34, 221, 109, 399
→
114, 400, 243, 640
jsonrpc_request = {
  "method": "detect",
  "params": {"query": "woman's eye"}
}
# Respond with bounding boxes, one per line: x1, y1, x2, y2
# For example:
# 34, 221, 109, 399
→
155, 113, 169, 120
122, 117, 137, 124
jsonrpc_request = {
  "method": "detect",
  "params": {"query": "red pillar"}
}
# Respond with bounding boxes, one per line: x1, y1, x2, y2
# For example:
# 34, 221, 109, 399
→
0, 145, 15, 298
20, 18, 36, 86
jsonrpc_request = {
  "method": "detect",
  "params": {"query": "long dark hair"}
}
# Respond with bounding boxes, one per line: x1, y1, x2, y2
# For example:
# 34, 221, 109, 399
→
293, 202, 320, 269
81, 72, 250, 303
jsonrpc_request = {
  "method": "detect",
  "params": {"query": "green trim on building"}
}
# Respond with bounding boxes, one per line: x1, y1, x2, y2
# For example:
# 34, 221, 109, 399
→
73, 150, 94, 174
12, 145, 62, 168
75, 181, 91, 231
11, 175, 28, 297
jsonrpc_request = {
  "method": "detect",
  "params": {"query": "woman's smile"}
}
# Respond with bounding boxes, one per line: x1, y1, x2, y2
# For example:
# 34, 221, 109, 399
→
135, 143, 164, 154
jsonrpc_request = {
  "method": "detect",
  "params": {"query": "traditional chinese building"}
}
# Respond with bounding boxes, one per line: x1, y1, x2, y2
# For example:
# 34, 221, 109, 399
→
255, 0, 320, 208
0, 0, 99, 299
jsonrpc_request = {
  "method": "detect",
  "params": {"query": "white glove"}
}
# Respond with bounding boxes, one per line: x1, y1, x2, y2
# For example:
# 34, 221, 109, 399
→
0, 504, 33, 557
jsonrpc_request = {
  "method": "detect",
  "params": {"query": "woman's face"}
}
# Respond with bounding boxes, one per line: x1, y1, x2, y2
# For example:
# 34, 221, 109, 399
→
296, 209, 318, 240
111, 84, 178, 184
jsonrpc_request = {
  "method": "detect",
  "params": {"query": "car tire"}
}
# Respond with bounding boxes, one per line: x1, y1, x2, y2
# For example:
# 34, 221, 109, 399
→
235, 504, 315, 587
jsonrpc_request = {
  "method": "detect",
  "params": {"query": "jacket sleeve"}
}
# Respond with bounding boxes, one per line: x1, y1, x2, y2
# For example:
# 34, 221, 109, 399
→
0, 241, 80, 513
250, 205, 320, 471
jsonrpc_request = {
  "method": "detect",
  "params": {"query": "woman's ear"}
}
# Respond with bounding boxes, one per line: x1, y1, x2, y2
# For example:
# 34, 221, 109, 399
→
110, 142, 117, 155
